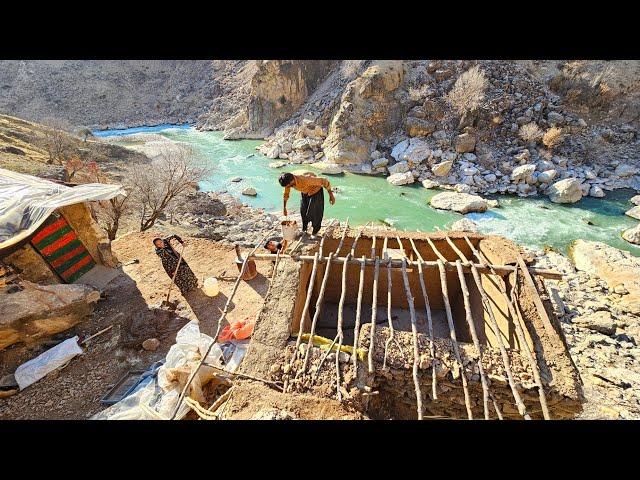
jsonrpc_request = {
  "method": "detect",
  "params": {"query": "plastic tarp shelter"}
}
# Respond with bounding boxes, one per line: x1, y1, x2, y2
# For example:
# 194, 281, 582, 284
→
0, 167, 125, 250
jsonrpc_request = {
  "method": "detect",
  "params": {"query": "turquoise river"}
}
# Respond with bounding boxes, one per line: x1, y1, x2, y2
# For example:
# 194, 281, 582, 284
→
95, 125, 640, 257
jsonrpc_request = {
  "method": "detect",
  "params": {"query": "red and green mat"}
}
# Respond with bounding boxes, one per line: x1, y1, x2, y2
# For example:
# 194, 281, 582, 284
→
30, 213, 96, 283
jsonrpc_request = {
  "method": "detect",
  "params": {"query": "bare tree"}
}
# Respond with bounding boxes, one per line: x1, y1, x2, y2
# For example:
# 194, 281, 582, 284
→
77, 127, 94, 142
87, 162, 131, 240
130, 145, 209, 232
445, 65, 488, 125
41, 118, 72, 165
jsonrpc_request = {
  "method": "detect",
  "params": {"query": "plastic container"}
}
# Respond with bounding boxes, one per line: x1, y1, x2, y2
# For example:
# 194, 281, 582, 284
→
281, 220, 298, 241
202, 277, 219, 297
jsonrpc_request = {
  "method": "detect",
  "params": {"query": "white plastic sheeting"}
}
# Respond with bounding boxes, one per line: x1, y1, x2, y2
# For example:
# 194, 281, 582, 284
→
0, 167, 125, 249
14, 336, 84, 390
92, 321, 249, 420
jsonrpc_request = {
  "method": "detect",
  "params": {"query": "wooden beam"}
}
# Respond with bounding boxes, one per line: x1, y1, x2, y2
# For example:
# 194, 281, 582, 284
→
427, 237, 448, 263
401, 258, 424, 420
437, 259, 473, 419
334, 217, 350, 256
454, 259, 491, 419
368, 256, 380, 374
445, 236, 471, 265
352, 255, 366, 379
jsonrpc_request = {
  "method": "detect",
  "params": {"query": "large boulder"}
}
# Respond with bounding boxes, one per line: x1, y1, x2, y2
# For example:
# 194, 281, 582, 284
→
572, 311, 617, 335
589, 185, 606, 198
391, 140, 409, 160
510, 164, 536, 182
311, 162, 343, 175
323, 61, 404, 165
615, 164, 637, 177
387, 172, 415, 186
406, 118, 436, 137
454, 133, 476, 153
372, 157, 388, 168
630, 195, 640, 206
570, 240, 640, 315
432, 160, 454, 177
537, 170, 557, 183
0, 281, 100, 350
547, 178, 583, 204
429, 192, 488, 214
622, 224, 640, 245
388, 161, 410, 174
450, 218, 479, 233
399, 140, 431, 165
624, 206, 640, 220
241, 187, 257, 196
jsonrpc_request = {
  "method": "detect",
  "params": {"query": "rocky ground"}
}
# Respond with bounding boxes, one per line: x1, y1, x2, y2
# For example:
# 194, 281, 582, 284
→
525, 243, 640, 419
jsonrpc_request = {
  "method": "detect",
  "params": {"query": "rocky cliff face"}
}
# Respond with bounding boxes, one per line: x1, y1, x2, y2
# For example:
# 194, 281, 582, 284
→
323, 60, 404, 164
221, 60, 335, 139
0, 60, 249, 130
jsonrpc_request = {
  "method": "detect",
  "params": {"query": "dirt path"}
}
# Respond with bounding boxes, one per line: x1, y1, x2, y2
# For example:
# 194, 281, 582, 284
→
0, 231, 271, 419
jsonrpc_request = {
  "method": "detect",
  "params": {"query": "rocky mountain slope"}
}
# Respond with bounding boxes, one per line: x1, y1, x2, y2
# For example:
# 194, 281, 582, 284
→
0, 60, 251, 130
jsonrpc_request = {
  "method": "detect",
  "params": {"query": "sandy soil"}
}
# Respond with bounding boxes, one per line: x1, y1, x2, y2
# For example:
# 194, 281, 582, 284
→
0, 231, 271, 419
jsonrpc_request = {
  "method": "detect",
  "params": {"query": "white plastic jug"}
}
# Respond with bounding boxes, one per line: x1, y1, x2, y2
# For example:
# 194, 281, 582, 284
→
202, 277, 219, 297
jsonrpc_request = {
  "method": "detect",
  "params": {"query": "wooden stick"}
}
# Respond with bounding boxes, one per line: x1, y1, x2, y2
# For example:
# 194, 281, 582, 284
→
352, 255, 366, 380
383, 238, 404, 368
401, 258, 424, 420
454, 259, 491, 419
350, 221, 371, 256
489, 391, 504, 420
427, 237, 448, 263
334, 217, 350, 256
368, 256, 380, 374
202, 363, 283, 391
206, 387, 234, 413
409, 237, 424, 263
80, 325, 114, 345
370, 235, 376, 260
464, 236, 550, 420
170, 227, 276, 420
334, 251, 352, 401
247, 254, 563, 279
437, 259, 473, 419
445, 236, 471, 265
283, 251, 319, 392
299, 251, 336, 378
411, 243, 437, 401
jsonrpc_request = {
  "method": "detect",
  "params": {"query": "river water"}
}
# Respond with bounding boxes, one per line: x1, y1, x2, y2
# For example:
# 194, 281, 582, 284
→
95, 125, 640, 256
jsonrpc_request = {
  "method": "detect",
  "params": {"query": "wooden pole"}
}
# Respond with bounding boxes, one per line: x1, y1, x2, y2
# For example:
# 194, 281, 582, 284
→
334, 217, 350, 256
454, 259, 491, 419
464, 236, 550, 420
383, 237, 404, 368
445, 236, 471, 265
409, 238, 437, 400
299, 251, 336, 378
427, 237, 448, 263
334, 251, 351, 400
248, 254, 563, 280
352, 255, 366, 381
350, 221, 371, 256
370, 235, 377, 260
368, 256, 380, 374
401, 258, 424, 420
437, 258, 473, 419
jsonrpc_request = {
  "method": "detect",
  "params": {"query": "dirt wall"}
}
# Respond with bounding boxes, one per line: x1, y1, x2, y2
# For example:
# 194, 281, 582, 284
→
4, 244, 59, 284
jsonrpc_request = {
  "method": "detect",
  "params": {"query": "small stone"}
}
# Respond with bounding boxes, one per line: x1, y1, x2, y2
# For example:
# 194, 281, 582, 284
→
614, 285, 629, 295
241, 187, 257, 196
229, 177, 242, 182
142, 338, 160, 351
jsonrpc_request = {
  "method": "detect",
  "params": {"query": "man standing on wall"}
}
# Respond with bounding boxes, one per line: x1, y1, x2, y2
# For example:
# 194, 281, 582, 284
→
278, 171, 335, 238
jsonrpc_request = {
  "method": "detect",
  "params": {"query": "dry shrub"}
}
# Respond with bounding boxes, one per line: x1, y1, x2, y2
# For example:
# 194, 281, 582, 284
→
543, 127, 565, 149
445, 65, 488, 118
519, 122, 543, 143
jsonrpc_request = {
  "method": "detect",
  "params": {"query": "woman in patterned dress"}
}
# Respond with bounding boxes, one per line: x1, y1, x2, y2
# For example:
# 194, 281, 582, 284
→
153, 235, 198, 294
